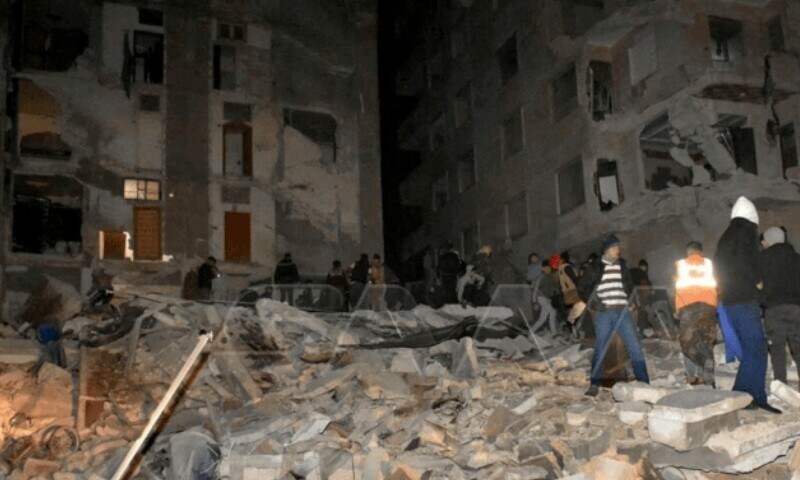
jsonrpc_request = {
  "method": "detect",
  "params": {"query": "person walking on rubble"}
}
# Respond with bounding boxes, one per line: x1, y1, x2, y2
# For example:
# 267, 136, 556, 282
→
197, 256, 218, 301
274, 252, 300, 306
531, 260, 560, 336
759, 226, 800, 390
368, 254, 386, 311
579, 234, 650, 397
674, 241, 718, 387
349, 253, 370, 309
462, 246, 494, 306
715, 196, 780, 413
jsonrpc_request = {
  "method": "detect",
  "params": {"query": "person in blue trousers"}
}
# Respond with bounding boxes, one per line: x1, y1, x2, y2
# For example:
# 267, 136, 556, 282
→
714, 196, 781, 414
579, 234, 650, 396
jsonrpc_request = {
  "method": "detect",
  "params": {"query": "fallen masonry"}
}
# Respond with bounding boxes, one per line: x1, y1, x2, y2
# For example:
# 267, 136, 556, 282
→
0, 291, 798, 479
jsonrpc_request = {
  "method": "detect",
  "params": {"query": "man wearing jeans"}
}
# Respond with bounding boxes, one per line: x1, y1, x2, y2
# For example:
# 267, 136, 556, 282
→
579, 234, 650, 397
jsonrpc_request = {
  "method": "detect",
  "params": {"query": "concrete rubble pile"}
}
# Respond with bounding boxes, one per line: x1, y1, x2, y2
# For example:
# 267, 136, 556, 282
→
0, 286, 799, 479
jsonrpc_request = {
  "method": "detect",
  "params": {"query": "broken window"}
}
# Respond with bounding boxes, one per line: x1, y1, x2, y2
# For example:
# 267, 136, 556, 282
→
432, 173, 449, 212
496, 34, 519, 85
454, 82, 472, 128
17, 79, 72, 159
552, 65, 578, 122
223, 122, 253, 177
225, 211, 251, 263
214, 45, 236, 90
138, 8, 163, 27
709, 16, 743, 62
12, 175, 82, 255
561, 0, 605, 38
557, 158, 585, 214
502, 108, 523, 159
429, 115, 445, 152
129, 31, 164, 84
594, 159, 622, 211
588, 61, 613, 121
20, 0, 90, 72
133, 206, 161, 260
218, 22, 246, 41
715, 115, 757, 175
284, 109, 337, 164
639, 113, 693, 191
123, 179, 160, 201
458, 148, 476, 192
140, 94, 160, 112
506, 193, 528, 239
780, 123, 798, 177
768, 16, 785, 52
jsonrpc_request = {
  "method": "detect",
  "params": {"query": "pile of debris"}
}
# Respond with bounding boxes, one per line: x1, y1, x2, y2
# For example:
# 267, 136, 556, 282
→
1, 277, 799, 479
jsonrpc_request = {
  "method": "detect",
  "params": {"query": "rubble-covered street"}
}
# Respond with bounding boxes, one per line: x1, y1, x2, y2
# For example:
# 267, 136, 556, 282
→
1, 280, 800, 479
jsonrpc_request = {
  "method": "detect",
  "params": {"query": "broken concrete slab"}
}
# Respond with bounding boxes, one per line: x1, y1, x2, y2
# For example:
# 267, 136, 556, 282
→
389, 349, 424, 374
770, 380, 800, 409
256, 299, 332, 338
0, 339, 40, 365
16, 275, 83, 328
291, 413, 331, 444
707, 420, 800, 458
648, 390, 751, 451
296, 365, 358, 399
360, 372, 410, 400
451, 337, 479, 378
611, 381, 676, 404
618, 401, 651, 425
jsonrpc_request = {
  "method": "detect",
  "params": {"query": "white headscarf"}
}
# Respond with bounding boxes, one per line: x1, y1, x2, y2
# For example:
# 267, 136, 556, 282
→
730, 196, 758, 225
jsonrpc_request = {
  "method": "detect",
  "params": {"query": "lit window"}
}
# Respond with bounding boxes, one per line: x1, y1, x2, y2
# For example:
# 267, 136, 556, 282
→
124, 179, 160, 201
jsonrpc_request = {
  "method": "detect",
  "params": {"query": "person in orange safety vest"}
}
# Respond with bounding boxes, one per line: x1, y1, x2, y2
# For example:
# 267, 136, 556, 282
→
674, 241, 719, 387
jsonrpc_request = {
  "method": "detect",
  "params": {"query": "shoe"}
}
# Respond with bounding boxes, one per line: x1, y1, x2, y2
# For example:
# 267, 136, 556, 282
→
746, 401, 782, 414
585, 384, 600, 397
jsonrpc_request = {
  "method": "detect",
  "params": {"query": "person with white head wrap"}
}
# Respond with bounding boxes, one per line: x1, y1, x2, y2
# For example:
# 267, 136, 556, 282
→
715, 197, 780, 413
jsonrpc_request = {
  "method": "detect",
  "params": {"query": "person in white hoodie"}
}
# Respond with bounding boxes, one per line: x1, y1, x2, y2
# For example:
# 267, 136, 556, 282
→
715, 196, 781, 414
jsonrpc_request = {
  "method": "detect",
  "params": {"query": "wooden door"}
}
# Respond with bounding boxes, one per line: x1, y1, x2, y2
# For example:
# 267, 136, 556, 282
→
225, 211, 250, 262
102, 231, 126, 260
134, 207, 161, 260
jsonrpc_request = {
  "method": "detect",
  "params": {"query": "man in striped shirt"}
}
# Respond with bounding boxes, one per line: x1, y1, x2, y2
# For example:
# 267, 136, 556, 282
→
579, 234, 650, 396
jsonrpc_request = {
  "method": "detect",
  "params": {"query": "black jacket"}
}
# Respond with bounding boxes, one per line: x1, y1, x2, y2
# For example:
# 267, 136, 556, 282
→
578, 257, 633, 311
274, 259, 300, 284
759, 243, 800, 307
714, 217, 761, 304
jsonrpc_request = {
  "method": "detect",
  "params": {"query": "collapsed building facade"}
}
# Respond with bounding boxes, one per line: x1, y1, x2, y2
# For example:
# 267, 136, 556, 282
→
394, 0, 800, 286
0, 0, 383, 318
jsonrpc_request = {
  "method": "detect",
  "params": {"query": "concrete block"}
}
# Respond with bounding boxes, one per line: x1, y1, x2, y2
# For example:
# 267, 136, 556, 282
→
770, 379, 800, 409
22, 458, 61, 478
295, 365, 358, 399
706, 420, 800, 458
451, 337, 479, 378
566, 402, 595, 427
611, 382, 675, 404
482, 406, 516, 441
648, 390, 750, 451
291, 413, 331, 444
360, 372, 410, 400
570, 427, 612, 461
0, 339, 40, 364
618, 401, 650, 425
389, 349, 423, 374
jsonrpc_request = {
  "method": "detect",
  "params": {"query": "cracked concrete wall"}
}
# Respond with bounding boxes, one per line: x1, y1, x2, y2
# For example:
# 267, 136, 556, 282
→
2, 0, 382, 317
399, 0, 800, 285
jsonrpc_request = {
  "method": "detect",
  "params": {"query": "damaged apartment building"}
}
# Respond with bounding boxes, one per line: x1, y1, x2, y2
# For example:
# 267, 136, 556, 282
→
394, 0, 800, 285
0, 0, 382, 317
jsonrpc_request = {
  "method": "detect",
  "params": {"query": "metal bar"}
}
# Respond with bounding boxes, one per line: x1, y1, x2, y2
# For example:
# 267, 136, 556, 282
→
111, 331, 213, 480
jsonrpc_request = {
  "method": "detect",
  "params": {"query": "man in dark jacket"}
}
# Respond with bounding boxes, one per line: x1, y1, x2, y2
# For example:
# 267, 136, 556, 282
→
715, 197, 780, 413
437, 243, 464, 304
349, 254, 370, 309
197, 256, 218, 300
579, 234, 650, 396
760, 226, 800, 389
274, 252, 300, 305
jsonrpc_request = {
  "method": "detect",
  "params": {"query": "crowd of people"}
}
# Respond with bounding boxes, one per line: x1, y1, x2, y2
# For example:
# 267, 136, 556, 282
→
184, 195, 798, 412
